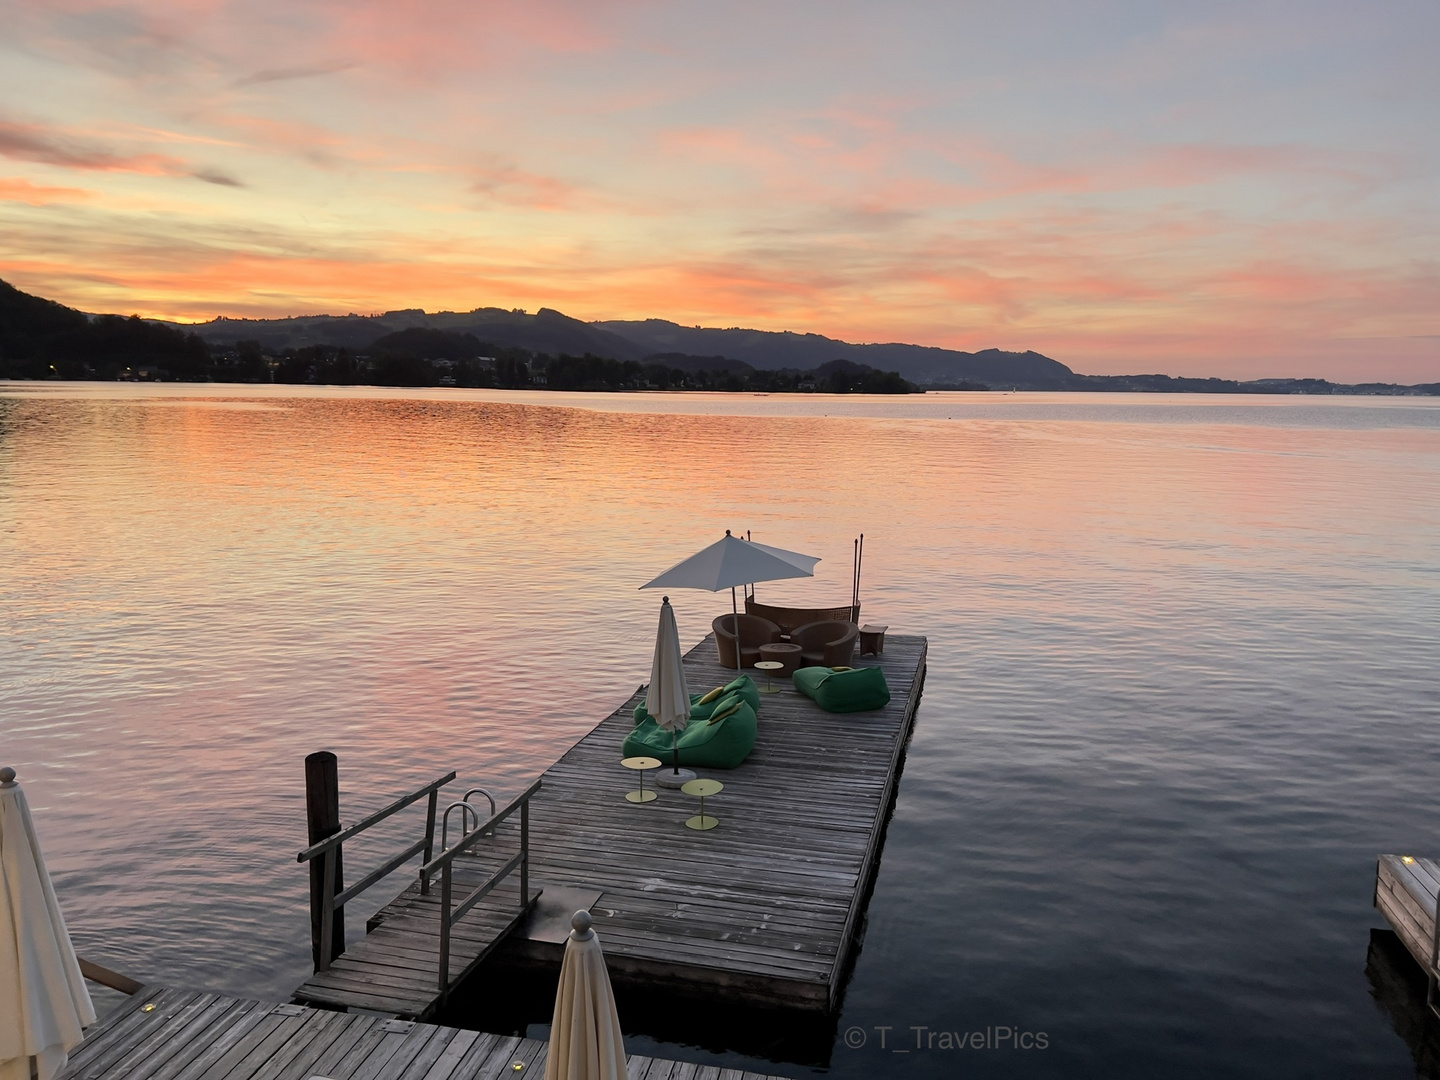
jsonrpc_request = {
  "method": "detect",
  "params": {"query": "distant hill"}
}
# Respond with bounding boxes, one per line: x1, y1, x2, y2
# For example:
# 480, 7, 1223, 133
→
642, 352, 756, 376
190, 306, 649, 363
183, 306, 1066, 386
0, 278, 209, 380
597, 319, 1072, 387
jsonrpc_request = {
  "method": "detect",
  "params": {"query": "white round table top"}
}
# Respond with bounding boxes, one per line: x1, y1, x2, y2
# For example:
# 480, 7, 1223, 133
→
621, 756, 663, 770
754, 661, 785, 671
682, 778, 723, 797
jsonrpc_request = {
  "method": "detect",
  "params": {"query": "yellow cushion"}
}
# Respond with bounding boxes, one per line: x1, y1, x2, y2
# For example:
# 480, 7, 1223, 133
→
708, 703, 742, 725
697, 686, 725, 705
831, 666, 855, 672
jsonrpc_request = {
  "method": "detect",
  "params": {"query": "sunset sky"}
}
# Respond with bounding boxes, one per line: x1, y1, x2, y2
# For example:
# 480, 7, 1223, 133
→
1, 1, 1436, 381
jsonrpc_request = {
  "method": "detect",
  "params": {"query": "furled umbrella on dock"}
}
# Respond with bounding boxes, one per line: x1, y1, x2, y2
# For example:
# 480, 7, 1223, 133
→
641, 530, 818, 678
545, 910, 626, 1080
647, 596, 694, 788
0, 766, 96, 1080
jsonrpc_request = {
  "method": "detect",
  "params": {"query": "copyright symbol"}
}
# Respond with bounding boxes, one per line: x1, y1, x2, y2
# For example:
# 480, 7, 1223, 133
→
843, 1027, 867, 1048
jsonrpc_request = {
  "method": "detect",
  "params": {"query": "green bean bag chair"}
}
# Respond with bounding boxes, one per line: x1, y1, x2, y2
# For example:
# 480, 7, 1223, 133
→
793, 665, 891, 713
631, 674, 759, 727
622, 693, 758, 769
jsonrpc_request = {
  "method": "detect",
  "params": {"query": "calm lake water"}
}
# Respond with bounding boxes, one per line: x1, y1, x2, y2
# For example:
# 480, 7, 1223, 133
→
4, 383, 1440, 1077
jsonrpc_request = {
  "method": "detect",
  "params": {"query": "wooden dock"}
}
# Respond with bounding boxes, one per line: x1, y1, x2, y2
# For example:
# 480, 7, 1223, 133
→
59, 986, 790, 1080
1375, 853, 1440, 1009
496, 632, 927, 1010
294, 631, 926, 1017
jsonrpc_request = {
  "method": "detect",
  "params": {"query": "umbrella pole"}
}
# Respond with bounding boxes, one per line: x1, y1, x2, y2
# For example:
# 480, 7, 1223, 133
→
856, 533, 864, 623
732, 586, 742, 677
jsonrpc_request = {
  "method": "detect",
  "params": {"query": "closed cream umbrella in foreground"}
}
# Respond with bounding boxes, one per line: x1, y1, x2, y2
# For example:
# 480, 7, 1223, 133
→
545, 910, 626, 1080
0, 767, 95, 1080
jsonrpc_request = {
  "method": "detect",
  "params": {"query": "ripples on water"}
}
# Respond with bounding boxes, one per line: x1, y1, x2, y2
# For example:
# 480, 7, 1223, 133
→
2, 384, 1439, 1077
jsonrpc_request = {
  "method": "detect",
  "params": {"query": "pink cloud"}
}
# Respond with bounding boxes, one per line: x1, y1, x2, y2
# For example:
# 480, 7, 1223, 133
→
0, 117, 243, 185
469, 162, 583, 211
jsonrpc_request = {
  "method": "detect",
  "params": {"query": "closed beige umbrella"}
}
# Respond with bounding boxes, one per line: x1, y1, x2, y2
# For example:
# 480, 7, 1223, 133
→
0, 767, 95, 1080
545, 911, 625, 1080
647, 596, 693, 788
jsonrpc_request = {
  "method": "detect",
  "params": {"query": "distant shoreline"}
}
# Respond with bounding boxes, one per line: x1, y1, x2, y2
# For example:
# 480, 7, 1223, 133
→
6, 377, 1440, 399
4, 278, 1436, 394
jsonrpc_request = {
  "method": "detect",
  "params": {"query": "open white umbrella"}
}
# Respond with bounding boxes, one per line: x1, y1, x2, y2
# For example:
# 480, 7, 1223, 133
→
545, 910, 625, 1080
646, 597, 693, 786
1, 767, 95, 1080
640, 531, 818, 676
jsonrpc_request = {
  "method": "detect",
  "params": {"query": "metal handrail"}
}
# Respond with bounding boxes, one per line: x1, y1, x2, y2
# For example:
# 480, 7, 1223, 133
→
463, 787, 497, 836
440, 800, 480, 852
419, 778, 541, 878
429, 779, 542, 997
297, 771, 454, 973
296, 771, 455, 863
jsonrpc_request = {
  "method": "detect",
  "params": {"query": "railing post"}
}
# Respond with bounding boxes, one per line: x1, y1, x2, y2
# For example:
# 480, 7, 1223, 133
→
1428, 884, 1440, 1019
520, 798, 530, 907
438, 864, 452, 996
318, 847, 338, 972
421, 788, 439, 896
305, 751, 345, 969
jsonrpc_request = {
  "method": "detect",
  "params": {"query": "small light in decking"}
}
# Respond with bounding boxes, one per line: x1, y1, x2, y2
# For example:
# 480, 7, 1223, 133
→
512, 1064, 524, 1072
1403, 856, 1415, 864
142, 1003, 156, 1012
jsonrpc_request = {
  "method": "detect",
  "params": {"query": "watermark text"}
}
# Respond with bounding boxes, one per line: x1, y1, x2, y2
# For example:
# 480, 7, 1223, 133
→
843, 1025, 1049, 1052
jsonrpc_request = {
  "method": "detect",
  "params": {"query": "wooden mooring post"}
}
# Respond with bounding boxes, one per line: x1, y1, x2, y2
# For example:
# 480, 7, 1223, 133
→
305, 750, 345, 969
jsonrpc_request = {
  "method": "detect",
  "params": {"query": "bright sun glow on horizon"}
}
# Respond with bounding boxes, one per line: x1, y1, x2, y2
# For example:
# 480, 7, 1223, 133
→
0, 0, 1437, 382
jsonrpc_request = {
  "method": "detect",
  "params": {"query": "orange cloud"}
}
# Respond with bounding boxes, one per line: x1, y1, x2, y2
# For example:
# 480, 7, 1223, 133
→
0, 176, 94, 204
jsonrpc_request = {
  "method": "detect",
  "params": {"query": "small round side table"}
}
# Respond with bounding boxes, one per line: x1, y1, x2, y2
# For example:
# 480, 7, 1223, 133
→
758, 641, 803, 676
754, 660, 784, 693
621, 756, 662, 803
681, 778, 723, 831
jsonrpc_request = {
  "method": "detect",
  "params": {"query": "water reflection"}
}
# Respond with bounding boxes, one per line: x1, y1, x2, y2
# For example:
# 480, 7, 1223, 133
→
1367, 930, 1440, 1078
4, 385, 1440, 1076
437, 966, 840, 1069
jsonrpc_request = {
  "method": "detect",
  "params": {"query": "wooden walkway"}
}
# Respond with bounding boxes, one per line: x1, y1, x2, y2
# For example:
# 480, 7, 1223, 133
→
1376, 854, 1440, 985
293, 865, 532, 1018
59, 986, 790, 1080
500, 632, 927, 1010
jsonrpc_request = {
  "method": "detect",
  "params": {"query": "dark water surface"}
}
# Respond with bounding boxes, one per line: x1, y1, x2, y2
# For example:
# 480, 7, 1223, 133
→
3, 384, 1440, 1077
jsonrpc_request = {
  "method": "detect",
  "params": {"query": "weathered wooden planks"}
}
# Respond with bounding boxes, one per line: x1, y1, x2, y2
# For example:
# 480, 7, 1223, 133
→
1375, 854, 1440, 983
498, 632, 927, 1009
57, 989, 791, 1080
292, 861, 537, 1018
296, 630, 925, 1016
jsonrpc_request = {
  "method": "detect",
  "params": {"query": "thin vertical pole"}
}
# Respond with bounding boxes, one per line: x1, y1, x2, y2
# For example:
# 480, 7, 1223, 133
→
732, 586, 742, 676
438, 864, 452, 994
420, 788, 438, 896
305, 751, 345, 969
853, 534, 864, 623
746, 531, 754, 604
520, 800, 530, 907
851, 539, 858, 622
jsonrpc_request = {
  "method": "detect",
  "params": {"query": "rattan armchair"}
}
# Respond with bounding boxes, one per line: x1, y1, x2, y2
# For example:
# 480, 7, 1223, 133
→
790, 619, 859, 667
712, 613, 784, 669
